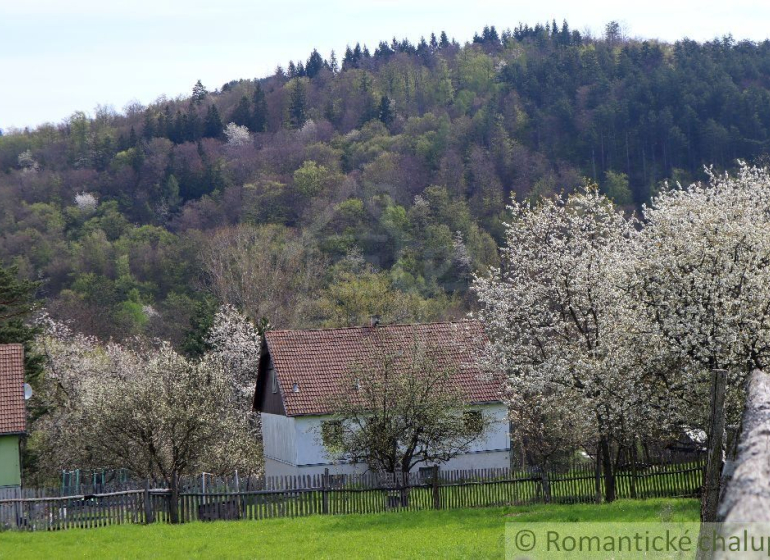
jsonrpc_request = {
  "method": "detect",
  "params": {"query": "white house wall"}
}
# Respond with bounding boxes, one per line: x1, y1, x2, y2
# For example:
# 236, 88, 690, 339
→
261, 412, 297, 465
261, 404, 510, 477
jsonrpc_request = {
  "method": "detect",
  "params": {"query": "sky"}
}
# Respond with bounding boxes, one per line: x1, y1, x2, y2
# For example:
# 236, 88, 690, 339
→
2, 0, 770, 130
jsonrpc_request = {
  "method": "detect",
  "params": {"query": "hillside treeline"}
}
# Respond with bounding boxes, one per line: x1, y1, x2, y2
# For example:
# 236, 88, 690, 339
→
3, 21, 770, 346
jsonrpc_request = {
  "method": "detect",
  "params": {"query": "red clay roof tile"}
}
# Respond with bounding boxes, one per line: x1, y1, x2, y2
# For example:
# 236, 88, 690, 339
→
0, 344, 25, 434
262, 321, 501, 416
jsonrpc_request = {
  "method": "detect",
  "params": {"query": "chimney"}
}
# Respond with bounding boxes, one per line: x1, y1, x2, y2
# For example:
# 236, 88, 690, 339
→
370, 315, 380, 327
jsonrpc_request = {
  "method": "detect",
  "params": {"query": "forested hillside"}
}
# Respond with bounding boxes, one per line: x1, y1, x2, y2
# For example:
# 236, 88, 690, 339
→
3, 21, 770, 347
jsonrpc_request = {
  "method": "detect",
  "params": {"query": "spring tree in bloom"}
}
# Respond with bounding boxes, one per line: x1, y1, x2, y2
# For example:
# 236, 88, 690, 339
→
632, 164, 770, 421
32, 318, 261, 521
472, 188, 674, 501
223, 122, 251, 147
205, 304, 262, 402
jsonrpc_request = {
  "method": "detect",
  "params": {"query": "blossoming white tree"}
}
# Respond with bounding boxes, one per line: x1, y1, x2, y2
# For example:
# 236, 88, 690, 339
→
205, 304, 262, 402
473, 188, 672, 501
32, 318, 262, 522
631, 165, 770, 518
224, 122, 251, 147
633, 164, 770, 382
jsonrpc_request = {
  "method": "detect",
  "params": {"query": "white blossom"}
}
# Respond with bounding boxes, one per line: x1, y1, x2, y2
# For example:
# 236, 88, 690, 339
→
223, 122, 250, 147
74, 191, 98, 212
205, 304, 261, 400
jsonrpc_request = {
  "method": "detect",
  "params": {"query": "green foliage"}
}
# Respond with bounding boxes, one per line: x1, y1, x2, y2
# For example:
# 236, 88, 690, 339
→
4, 22, 770, 347
602, 171, 633, 206
293, 160, 331, 197
0, 264, 43, 382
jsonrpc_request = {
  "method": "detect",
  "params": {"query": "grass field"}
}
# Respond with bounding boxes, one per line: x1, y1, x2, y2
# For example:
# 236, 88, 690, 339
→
0, 499, 699, 560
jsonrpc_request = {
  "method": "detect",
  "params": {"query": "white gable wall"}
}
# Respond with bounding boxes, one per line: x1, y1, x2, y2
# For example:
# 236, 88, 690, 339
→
262, 404, 510, 477
261, 412, 297, 465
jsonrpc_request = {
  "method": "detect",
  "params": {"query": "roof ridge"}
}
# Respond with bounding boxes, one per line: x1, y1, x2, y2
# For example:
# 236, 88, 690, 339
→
265, 319, 479, 335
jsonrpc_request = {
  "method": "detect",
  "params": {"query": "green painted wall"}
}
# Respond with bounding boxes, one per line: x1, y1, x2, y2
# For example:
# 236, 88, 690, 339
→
0, 435, 21, 487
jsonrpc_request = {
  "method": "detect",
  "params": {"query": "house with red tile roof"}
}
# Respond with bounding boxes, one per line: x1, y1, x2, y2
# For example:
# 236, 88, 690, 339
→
0, 344, 25, 489
253, 321, 510, 477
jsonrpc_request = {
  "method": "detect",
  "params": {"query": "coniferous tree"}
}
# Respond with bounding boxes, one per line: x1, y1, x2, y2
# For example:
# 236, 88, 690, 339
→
230, 96, 252, 128
329, 50, 339, 74
288, 79, 308, 129
204, 105, 224, 138
343, 46, 355, 70
191, 80, 208, 104
251, 83, 268, 132
169, 110, 184, 143
185, 108, 202, 141
0, 264, 43, 383
142, 112, 156, 139
306, 49, 325, 79
378, 96, 394, 125
439, 31, 450, 49
430, 33, 438, 51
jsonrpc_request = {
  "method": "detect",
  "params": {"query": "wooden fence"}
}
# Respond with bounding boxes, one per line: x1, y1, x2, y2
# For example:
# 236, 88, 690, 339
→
0, 459, 704, 531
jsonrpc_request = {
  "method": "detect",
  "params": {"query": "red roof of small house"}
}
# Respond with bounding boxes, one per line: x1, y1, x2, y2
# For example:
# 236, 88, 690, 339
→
257, 321, 502, 417
0, 344, 26, 435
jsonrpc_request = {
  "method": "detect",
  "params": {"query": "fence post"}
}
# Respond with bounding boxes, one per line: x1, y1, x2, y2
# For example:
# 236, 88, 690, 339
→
540, 469, 551, 504
431, 465, 441, 509
701, 369, 727, 522
322, 468, 329, 514
143, 478, 154, 524
630, 443, 638, 499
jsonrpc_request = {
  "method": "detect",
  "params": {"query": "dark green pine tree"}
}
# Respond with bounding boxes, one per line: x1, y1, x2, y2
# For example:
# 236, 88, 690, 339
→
230, 96, 252, 128
182, 296, 218, 357
439, 31, 450, 49
203, 105, 223, 138
191, 79, 208, 104
184, 109, 201, 142
142, 111, 155, 139
0, 264, 43, 384
169, 110, 184, 143
288, 80, 308, 129
306, 49, 325, 79
378, 95, 394, 125
252, 83, 268, 132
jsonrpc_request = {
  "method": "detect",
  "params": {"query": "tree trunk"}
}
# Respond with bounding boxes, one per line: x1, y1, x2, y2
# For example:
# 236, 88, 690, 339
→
600, 436, 615, 503
169, 471, 180, 524
594, 443, 603, 504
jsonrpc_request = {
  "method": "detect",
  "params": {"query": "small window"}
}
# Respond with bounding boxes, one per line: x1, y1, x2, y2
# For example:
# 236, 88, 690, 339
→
321, 420, 343, 448
419, 466, 438, 480
464, 410, 484, 434
271, 370, 277, 394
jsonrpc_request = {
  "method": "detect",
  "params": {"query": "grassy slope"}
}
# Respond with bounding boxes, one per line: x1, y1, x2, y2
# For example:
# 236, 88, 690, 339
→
0, 499, 699, 560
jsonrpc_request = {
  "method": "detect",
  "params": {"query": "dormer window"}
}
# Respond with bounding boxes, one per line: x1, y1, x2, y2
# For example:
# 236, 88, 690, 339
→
292, 382, 299, 393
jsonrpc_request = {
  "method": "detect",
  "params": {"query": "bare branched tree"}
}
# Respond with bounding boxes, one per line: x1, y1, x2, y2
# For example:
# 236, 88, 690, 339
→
322, 329, 491, 475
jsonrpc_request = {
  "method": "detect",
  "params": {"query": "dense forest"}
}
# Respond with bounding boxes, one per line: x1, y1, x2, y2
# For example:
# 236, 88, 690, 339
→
3, 20, 770, 349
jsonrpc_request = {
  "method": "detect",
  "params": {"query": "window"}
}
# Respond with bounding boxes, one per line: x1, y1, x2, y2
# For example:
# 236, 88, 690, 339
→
271, 370, 277, 394
321, 420, 344, 448
463, 410, 484, 434
419, 466, 438, 481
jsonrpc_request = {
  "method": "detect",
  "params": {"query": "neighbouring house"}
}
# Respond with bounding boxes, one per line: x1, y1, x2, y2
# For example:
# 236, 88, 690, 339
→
0, 344, 25, 492
253, 321, 509, 477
